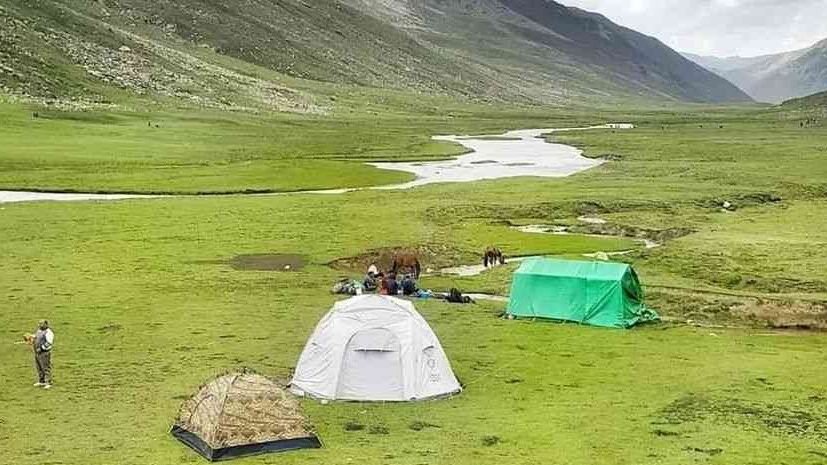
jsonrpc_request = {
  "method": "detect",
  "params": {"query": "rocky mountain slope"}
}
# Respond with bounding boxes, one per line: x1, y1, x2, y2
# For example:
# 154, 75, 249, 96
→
353, 0, 751, 103
782, 90, 827, 110
685, 39, 827, 103
0, 0, 751, 110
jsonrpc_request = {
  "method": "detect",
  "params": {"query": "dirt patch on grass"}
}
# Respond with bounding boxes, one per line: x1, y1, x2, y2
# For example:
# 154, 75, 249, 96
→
684, 447, 723, 456
656, 394, 827, 442
481, 435, 502, 446
426, 199, 677, 224
409, 421, 441, 431
228, 254, 306, 271
368, 425, 390, 435
755, 277, 826, 294
734, 300, 827, 330
328, 244, 467, 273
649, 289, 827, 330
570, 222, 694, 244
651, 429, 680, 437
498, 213, 693, 245
97, 324, 122, 333
697, 192, 783, 211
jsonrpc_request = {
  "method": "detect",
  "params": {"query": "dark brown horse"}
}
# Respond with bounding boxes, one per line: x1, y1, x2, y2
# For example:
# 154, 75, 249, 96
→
483, 247, 505, 268
391, 252, 421, 279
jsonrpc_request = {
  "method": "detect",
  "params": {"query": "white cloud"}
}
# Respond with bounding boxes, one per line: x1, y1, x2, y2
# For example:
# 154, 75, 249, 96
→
561, 0, 827, 57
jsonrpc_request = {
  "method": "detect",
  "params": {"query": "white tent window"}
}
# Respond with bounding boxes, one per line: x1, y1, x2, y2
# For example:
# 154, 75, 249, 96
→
348, 328, 400, 352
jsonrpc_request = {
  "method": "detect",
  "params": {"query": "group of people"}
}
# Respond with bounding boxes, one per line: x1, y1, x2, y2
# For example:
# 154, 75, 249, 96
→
332, 263, 475, 304
362, 264, 423, 297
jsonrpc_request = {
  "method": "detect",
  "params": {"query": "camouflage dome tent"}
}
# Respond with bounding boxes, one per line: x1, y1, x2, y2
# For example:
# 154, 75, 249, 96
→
171, 372, 321, 461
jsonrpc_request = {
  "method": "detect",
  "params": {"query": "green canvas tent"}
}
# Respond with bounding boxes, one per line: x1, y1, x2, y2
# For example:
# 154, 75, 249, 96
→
507, 258, 658, 328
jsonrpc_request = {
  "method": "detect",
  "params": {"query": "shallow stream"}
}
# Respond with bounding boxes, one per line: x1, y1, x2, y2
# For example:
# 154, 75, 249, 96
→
0, 124, 630, 203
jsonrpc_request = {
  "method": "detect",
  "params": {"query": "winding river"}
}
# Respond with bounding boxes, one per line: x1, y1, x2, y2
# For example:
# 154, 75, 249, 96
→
0, 124, 630, 204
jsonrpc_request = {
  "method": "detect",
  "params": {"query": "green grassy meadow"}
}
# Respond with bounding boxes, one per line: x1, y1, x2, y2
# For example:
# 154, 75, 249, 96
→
2, 98, 827, 465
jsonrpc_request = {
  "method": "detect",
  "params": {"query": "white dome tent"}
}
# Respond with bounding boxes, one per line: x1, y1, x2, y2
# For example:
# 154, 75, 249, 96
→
290, 295, 461, 402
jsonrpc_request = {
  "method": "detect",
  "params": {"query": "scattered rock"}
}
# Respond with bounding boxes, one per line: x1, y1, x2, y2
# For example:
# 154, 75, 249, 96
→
343, 421, 364, 432
684, 447, 723, 456
409, 421, 441, 431
481, 435, 501, 446
0, 10, 324, 114
651, 429, 680, 437
590, 251, 610, 261
577, 216, 607, 224
368, 425, 390, 435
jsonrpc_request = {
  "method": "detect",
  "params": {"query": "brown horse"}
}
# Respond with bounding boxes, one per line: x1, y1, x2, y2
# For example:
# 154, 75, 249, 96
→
483, 247, 505, 268
391, 252, 421, 279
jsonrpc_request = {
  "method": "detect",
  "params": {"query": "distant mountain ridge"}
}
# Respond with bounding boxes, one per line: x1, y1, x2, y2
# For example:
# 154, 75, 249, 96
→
685, 39, 827, 103
0, 0, 752, 109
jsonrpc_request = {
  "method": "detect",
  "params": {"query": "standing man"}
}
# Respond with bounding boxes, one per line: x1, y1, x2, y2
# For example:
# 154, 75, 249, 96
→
33, 320, 54, 389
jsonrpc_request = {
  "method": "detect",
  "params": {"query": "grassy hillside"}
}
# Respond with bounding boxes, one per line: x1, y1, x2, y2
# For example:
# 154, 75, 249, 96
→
0, 0, 751, 108
782, 89, 827, 109
0, 0, 325, 112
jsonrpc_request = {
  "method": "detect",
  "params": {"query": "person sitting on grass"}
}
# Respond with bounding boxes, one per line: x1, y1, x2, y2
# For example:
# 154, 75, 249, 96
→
367, 263, 379, 276
381, 273, 400, 296
32, 320, 54, 389
401, 274, 418, 296
376, 272, 387, 294
363, 270, 378, 292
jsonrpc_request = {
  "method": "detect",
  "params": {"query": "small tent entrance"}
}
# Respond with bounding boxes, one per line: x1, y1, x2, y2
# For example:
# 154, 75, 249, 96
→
337, 329, 404, 400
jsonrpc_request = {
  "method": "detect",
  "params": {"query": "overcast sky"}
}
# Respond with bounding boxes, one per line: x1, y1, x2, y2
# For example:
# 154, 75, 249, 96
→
562, 0, 827, 57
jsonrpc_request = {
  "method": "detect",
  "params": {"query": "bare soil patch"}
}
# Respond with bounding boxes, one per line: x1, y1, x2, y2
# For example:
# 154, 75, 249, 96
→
328, 244, 467, 273
228, 254, 306, 271
649, 289, 827, 330
571, 223, 694, 244
734, 300, 827, 330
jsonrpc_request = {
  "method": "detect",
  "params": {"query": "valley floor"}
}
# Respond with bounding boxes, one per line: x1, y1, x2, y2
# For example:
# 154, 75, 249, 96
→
1, 100, 826, 464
